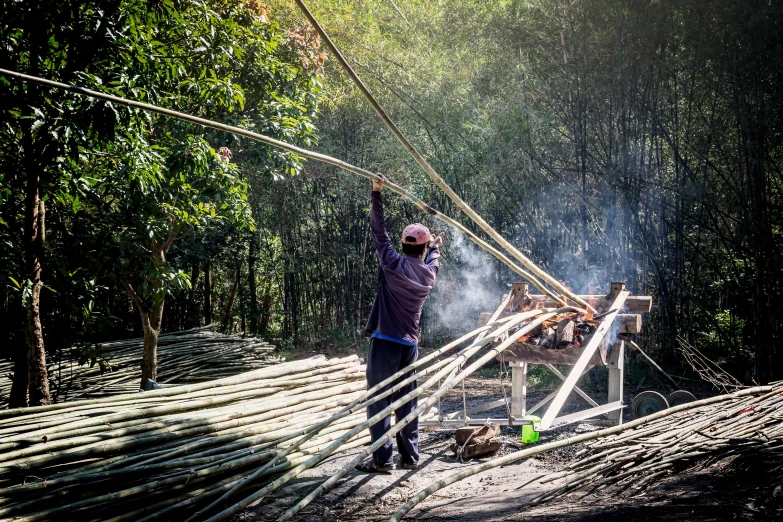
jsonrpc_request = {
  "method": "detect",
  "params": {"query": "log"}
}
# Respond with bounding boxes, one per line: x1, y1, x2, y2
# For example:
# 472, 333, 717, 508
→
555, 319, 575, 348
455, 424, 500, 445
450, 439, 501, 459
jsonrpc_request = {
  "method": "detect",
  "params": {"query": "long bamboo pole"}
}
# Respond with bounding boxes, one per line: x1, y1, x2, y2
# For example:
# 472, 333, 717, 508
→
291, 0, 594, 313
167, 315, 519, 494
0, 362, 371, 518
0, 355, 339, 419
388, 385, 772, 521
0, 68, 567, 306
0, 381, 366, 475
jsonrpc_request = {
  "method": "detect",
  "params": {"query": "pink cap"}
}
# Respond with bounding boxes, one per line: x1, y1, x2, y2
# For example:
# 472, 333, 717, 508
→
402, 223, 432, 245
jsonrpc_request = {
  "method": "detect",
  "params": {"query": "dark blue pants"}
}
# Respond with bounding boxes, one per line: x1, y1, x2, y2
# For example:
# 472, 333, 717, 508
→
366, 337, 419, 467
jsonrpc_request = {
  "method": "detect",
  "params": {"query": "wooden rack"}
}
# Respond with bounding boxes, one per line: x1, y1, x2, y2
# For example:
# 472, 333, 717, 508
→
421, 282, 652, 430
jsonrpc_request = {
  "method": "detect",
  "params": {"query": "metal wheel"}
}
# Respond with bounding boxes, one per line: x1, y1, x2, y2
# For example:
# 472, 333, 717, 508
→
631, 391, 669, 420
667, 390, 697, 407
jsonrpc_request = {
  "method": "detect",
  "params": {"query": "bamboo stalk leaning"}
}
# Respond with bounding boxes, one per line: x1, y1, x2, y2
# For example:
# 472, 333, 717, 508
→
291, 0, 593, 313
0, 68, 569, 307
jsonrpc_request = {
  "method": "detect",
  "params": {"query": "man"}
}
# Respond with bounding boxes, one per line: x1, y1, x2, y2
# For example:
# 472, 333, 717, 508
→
358, 173, 442, 473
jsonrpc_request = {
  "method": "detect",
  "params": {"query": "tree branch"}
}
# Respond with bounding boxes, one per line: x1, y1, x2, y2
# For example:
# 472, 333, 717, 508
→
115, 271, 146, 313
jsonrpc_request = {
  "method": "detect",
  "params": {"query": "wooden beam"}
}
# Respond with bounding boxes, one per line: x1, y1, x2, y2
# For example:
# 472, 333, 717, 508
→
510, 361, 527, 417
617, 314, 642, 334
527, 367, 594, 415
549, 401, 624, 429
528, 390, 558, 416
499, 343, 604, 366
539, 290, 630, 430
525, 294, 651, 313
544, 364, 599, 408
509, 283, 531, 312
606, 341, 625, 425
447, 398, 508, 418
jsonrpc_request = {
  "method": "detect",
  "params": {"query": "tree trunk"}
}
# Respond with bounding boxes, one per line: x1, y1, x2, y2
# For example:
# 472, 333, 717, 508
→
25, 190, 50, 406
9, 346, 28, 408
248, 234, 259, 333
259, 278, 273, 335
187, 262, 201, 328
203, 261, 213, 325
139, 297, 164, 389
222, 262, 240, 333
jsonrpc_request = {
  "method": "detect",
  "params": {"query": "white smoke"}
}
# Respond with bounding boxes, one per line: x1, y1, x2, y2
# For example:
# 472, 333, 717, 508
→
423, 223, 504, 336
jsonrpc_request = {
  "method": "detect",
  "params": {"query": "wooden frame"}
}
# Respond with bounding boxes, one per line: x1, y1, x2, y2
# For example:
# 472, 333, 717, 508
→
422, 283, 651, 431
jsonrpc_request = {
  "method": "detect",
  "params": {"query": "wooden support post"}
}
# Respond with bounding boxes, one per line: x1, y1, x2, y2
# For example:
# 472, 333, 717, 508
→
510, 361, 527, 418
607, 340, 625, 425
509, 283, 531, 312
544, 364, 599, 408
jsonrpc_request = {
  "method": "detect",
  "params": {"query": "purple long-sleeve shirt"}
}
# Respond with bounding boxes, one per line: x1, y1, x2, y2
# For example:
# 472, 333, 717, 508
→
365, 191, 439, 346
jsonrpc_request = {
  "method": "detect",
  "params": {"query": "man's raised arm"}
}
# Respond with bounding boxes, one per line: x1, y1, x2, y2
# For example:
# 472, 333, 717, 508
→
370, 174, 401, 267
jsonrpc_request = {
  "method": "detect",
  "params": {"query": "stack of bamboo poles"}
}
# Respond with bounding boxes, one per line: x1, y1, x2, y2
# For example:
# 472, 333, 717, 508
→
529, 381, 783, 504
0, 308, 581, 521
0, 328, 277, 406
0, 355, 369, 521
389, 383, 779, 521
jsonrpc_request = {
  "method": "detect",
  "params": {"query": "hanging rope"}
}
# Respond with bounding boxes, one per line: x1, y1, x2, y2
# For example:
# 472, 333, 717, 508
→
292, 0, 595, 314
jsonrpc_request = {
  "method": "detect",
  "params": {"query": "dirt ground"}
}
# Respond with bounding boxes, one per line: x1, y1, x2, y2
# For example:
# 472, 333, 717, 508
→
229, 375, 783, 522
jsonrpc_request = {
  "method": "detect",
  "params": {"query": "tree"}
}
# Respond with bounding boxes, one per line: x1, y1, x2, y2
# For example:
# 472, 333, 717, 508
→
0, 0, 322, 398
0, 0, 153, 405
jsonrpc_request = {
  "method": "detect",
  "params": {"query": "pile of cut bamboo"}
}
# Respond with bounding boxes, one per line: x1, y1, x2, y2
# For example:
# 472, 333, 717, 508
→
0, 355, 368, 521
529, 381, 783, 504
0, 327, 277, 406
0, 308, 580, 521
390, 383, 781, 521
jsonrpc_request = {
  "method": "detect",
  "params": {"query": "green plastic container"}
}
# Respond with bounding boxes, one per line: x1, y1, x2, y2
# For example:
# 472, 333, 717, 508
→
520, 415, 541, 444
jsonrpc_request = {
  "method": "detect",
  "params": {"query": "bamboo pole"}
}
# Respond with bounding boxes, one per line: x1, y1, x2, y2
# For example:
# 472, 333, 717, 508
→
291, 0, 594, 313
0, 357, 374, 519
0, 67, 567, 306
0, 381, 366, 475
627, 340, 680, 389
0, 355, 338, 418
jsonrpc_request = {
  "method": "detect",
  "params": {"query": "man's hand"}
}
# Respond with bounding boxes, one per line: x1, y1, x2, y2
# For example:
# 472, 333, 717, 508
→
428, 234, 443, 248
372, 173, 387, 192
